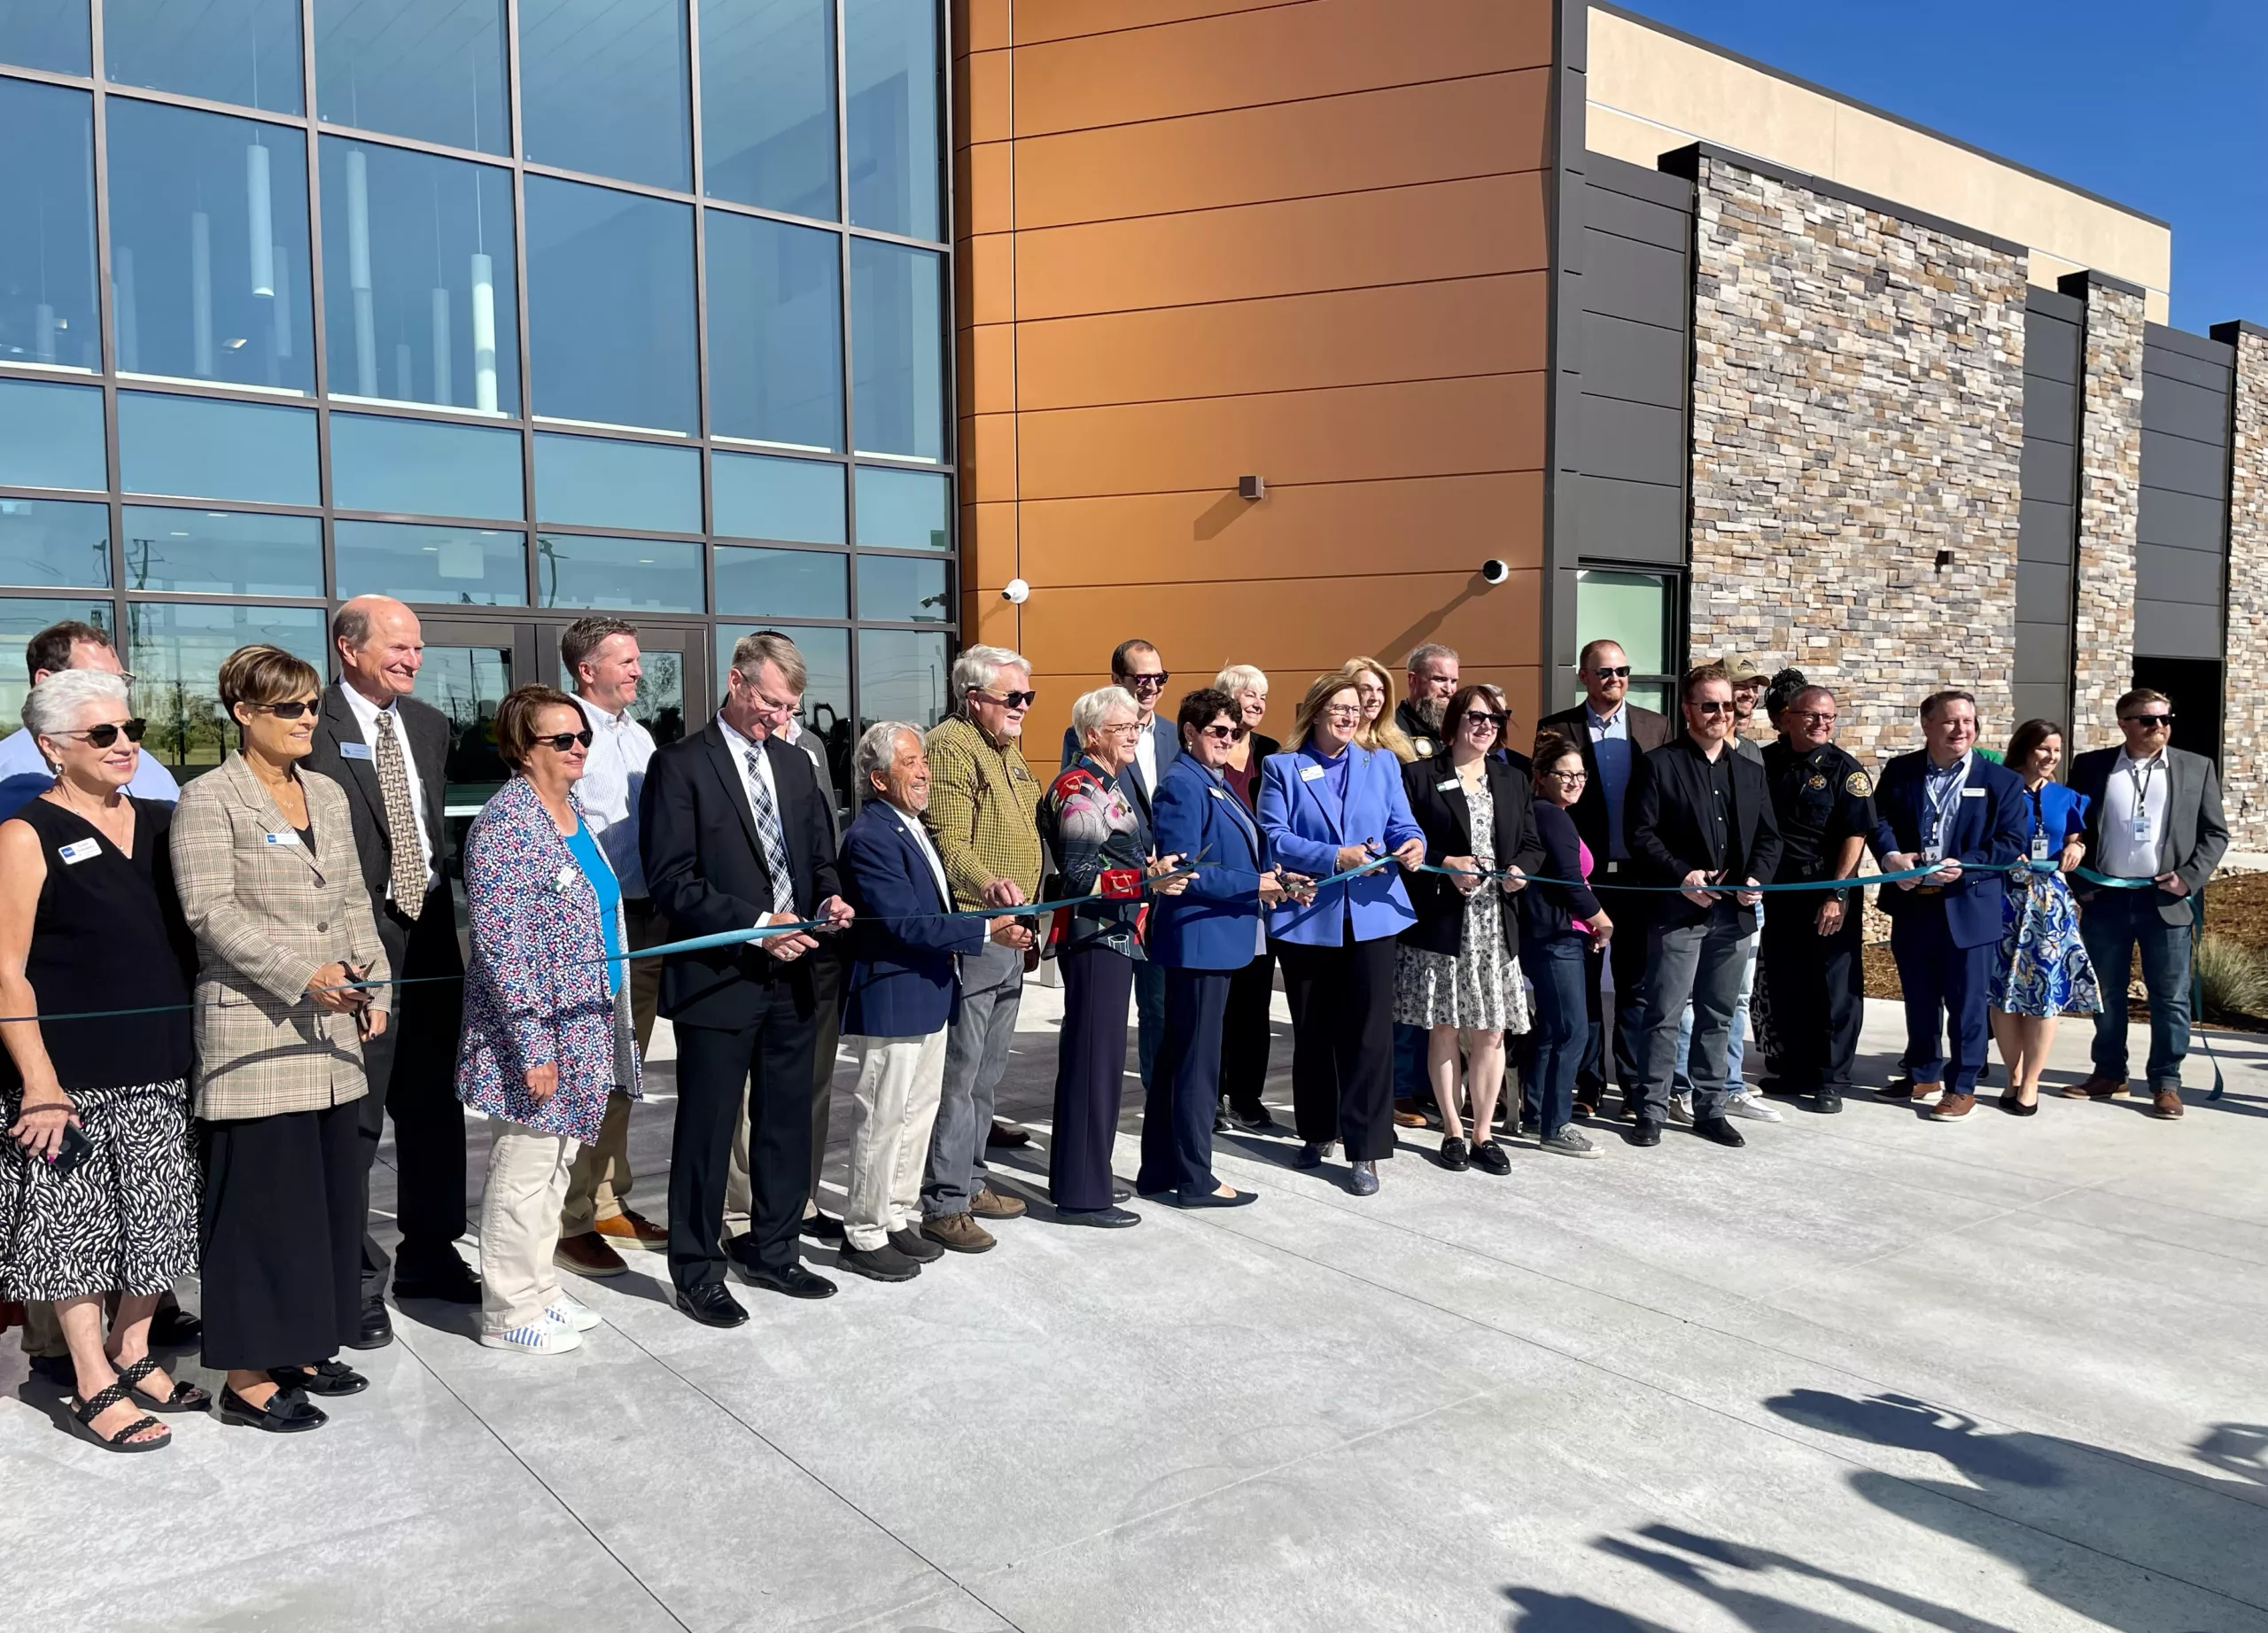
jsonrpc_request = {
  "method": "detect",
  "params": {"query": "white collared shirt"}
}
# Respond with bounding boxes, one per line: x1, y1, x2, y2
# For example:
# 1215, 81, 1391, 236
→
338, 681, 436, 896
2100, 748, 2169, 878
1134, 719, 1158, 799
884, 799, 952, 905
718, 717, 793, 897
574, 694, 656, 898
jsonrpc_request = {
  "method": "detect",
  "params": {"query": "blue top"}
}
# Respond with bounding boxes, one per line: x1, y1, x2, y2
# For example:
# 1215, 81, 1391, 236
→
1256, 737, 1421, 948
0, 725, 180, 821
565, 819, 624, 996
1587, 707, 1633, 859
2025, 778, 2089, 848
1147, 754, 1270, 970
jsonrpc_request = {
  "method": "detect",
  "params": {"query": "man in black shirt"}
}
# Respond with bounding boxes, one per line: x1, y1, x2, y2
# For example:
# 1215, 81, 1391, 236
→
1627, 665, 1782, 1148
1759, 684, 1875, 1115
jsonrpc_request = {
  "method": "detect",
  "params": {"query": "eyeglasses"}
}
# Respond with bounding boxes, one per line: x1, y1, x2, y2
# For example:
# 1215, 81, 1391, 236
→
1589, 666, 1633, 680
1691, 701, 1737, 715
1321, 704, 1363, 722
535, 728, 595, 752
55, 718, 148, 748
1120, 672, 1169, 692
2122, 713, 2174, 729
1788, 710, 1837, 725
1545, 768, 1588, 783
1096, 721, 1142, 737
1200, 722, 1249, 743
975, 688, 1038, 710
249, 700, 317, 720
1460, 712, 1507, 730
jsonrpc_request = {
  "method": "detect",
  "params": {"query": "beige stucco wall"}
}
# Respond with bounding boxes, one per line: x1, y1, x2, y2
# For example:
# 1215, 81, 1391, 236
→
1587, 9, 2173, 323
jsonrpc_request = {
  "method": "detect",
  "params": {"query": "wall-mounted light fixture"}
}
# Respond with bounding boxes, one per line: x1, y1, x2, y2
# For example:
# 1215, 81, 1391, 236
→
1238, 475, 1266, 501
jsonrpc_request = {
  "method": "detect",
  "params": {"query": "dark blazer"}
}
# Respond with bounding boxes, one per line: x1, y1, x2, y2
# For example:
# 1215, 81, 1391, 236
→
1060, 712, 1179, 825
640, 720, 843, 1028
1867, 750, 2027, 949
305, 682, 454, 906
1147, 753, 1270, 971
1400, 750, 1544, 957
2068, 744, 2227, 926
835, 798, 985, 1038
1534, 700, 1674, 863
1628, 734, 1783, 932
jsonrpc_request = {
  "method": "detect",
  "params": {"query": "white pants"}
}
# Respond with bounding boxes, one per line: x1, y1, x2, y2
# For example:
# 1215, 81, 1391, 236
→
842, 1030, 951, 1252
479, 1121, 579, 1334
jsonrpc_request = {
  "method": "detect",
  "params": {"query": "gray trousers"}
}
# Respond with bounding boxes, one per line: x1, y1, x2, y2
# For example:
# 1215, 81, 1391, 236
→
922, 940, 1025, 1219
1635, 904, 1754, 1124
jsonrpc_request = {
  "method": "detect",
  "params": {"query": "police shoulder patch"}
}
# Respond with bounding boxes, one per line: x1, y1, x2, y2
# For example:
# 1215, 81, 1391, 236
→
1844, 770, 1873, 797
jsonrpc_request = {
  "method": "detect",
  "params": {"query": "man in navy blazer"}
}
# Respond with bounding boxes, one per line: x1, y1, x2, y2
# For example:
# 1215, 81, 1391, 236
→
1868, 688, 2027, 1123
835, 722, 1026, 1282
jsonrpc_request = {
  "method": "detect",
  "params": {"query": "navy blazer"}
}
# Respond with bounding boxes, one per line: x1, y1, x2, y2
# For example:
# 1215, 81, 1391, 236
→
836, 799, 987, 1038
1257, 738, 1421, 948
1147, 753, 1270, 971
1867, 749, 2027, 949
1060, 712, 1179, 824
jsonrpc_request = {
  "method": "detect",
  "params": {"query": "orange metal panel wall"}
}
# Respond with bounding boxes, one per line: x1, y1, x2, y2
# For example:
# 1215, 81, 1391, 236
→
954, 0, 1554, 750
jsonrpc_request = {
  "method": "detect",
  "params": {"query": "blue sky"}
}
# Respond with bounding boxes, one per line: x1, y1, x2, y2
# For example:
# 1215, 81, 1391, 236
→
1613, 1, 2266, 332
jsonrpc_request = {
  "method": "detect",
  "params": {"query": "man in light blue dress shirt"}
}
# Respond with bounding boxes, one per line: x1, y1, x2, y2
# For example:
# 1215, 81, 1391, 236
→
0, 619, 178, 821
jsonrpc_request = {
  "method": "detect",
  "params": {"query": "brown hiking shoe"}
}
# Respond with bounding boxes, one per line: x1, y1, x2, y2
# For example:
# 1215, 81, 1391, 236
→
2060, 1074, 2128, 1100
921, 1212, 995, 1254
971, 1184, 1026, 1220
1927, 1092, 1976, 1122
2150, 1086, 2185, 1120
554, 1231, 627, 1278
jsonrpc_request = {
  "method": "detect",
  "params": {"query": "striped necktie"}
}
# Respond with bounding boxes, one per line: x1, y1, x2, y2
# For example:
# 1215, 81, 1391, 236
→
742, 748, 796, 914
374, 712, 424, 920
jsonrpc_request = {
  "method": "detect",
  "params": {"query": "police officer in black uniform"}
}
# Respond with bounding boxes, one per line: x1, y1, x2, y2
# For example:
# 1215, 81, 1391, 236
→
1759, 682, 1875, 1113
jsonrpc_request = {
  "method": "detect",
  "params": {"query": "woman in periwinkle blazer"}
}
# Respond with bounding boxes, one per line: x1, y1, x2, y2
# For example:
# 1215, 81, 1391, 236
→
1257, 672, 1426, 1195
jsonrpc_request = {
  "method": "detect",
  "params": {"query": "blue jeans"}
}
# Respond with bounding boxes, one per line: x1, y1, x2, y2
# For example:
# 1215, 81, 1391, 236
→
2079, 891, 2193, 1086
1519, 935, 1587, 1139
1674, 937, 1755, 1093
1393, 1023, 1428, 1100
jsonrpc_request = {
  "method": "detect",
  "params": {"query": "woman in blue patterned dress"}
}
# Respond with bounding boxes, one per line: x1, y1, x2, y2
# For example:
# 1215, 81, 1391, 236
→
1988, 719, 2101, 1115
458, 686, 639, 1351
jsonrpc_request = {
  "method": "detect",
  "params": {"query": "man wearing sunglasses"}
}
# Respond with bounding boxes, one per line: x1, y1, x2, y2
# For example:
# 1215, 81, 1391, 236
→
2065, 689, 2227, 1118
0, 621, 179, 821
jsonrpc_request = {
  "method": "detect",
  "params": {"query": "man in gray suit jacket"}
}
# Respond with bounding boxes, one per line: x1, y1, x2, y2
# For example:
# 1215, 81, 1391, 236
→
2066, 688, 2228, 1118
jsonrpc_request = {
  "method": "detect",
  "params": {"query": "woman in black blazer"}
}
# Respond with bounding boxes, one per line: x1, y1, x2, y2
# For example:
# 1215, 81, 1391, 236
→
1213, 665, 1282, 1132
1394, 687, 1543, 1172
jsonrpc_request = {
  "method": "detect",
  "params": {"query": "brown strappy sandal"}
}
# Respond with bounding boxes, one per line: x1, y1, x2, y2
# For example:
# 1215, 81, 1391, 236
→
65, 1380, 171, 1452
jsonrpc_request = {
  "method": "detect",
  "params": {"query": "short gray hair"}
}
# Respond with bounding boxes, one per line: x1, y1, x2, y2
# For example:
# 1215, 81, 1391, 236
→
1214, 664, 1267, 698
1068, 685, 1137, 740
730, 630, 806, 694
23, 668, 128, 739
951, 643, 1029, 705
1406, 642, 1458, 674
853, 720, 920, 789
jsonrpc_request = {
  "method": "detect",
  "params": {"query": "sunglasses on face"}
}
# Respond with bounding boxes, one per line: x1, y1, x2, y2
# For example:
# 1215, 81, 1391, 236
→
2123, 713, 2174, 729
1691, 701, 1737, 715
1120, 673, 1169, 691
57, 718, 149, 748
1590, 666, 1633, 680
1200, 721, 1250, 743
977, 688, 1037, 709
1461, 712, 1506, 730
536, 729, 595, 752
250, 700, 317, 720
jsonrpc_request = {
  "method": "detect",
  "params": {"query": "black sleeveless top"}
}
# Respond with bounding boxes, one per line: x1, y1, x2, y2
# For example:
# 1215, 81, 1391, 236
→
2, 797, 196, 1093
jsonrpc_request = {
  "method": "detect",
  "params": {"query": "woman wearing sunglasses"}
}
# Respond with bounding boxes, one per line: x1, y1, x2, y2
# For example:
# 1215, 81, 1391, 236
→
454, 686, 640, 1353
173, 644, 392, 1432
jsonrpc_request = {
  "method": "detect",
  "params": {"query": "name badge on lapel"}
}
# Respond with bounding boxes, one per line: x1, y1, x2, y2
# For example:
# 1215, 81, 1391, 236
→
57, 838, 100, 865
339, 741, 374, 761
554, 864, 579, 896
1299, 764, 1326, 782
1435, 778, 1460, 792
1208, 786, 1225, 799
263, 830, 301, 847
1961, 788, 1984, 798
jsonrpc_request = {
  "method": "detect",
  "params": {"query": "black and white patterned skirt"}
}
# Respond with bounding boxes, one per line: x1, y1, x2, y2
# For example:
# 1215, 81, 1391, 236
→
0, 1079, 198, 1303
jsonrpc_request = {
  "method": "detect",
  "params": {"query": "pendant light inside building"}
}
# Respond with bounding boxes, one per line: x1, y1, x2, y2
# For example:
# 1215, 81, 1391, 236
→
190, 210, 214, 377
470, 253, 497, 412
346, 148, 376, 396
246, 141, 274, 299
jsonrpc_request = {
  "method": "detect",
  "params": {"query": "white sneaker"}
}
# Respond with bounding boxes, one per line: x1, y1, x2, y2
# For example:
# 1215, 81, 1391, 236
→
544, 1292, 602, 1333
1725, 1090, 1785, 1123
482, 1318, 582, 1355
1667, 1092, 1695, 1126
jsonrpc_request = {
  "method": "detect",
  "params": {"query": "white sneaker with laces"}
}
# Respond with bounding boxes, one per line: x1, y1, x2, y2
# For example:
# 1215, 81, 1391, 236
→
481, 1318, 582, 1355
544, 1291, 602, 1333
1725, 1089, 1784, 1123
1667, 1092, 1694, 1126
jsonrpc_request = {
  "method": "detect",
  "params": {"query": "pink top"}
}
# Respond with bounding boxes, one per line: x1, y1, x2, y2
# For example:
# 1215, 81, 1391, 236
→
1572, 836, 1595, 934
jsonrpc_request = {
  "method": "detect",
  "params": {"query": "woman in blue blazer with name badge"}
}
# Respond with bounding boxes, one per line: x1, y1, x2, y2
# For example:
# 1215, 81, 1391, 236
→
1258, 673, 1426, 1194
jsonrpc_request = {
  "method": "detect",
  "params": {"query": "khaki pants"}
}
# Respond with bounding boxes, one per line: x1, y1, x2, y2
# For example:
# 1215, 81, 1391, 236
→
559, 899, 664, 1235
841, 1030, 951, 1252
17, 1298, 64, 1359
479, 1120, 579, 1334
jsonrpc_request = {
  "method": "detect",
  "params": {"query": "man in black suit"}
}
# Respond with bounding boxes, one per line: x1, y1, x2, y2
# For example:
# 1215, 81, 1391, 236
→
1626, 663, 1782, 1150
641, 631, 854, 1328
305, 595, 473, 1346
1536, 639, 1674, 1118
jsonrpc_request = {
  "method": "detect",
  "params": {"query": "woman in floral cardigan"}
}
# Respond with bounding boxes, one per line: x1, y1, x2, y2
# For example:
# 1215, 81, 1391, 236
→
457, 685, 639, 1354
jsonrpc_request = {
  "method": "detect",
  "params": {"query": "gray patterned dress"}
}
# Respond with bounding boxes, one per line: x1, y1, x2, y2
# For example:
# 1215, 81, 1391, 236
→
1394, 774, 1531, 1033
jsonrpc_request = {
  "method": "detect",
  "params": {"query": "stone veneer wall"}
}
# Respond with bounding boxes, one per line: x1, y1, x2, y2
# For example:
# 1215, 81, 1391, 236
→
2068, 280, 2148, 732
1686, 152, 2030, 768
2221, 326, 2268, 851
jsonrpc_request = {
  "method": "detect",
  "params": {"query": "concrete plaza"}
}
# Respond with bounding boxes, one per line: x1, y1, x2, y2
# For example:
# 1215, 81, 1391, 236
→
5, 987, 2266, 1632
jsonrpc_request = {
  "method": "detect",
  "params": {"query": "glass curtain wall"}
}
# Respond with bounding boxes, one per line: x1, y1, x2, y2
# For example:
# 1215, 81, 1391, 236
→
0, 0, 953, 788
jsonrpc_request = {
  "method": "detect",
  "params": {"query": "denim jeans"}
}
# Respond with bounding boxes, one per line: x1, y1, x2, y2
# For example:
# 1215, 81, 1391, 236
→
1674, 937, 1755, 1093
1518, 935, 1588, 1139
1393, 1023, 1428, 1100
1635, 907, 1753, 1123
2079, 890, 2193, 1086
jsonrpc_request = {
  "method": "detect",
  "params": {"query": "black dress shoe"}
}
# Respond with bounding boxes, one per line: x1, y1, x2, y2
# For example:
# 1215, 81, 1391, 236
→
1295, 1141, 1325, 1169
1225, 1104, 1280, 1133
270, 1360, 369, 1397
1058, 1204, 1140, 1227
674, 1282, 750, 1328
344, 1293, 394, 1351
1172, 1187, 1256, 1208
985, 1121, 1032, 1149
1692, 1114, 1746, 1148
1627, 1119, 1662, 1148
1814, 1088, 1845, 1115
799, 1212, 847, 1243
740, 1262, 837, 1300
392, 1259, 481, 1305
215, 1382, 327, 1433
146, 1303, 203, 1349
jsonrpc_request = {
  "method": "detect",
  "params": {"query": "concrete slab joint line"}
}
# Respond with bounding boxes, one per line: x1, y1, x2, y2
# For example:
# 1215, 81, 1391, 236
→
2224, 329, 2268, 851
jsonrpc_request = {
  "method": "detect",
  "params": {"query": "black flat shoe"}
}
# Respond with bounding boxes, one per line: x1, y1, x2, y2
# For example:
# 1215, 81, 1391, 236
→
1295, 1142, 1325, 1170
1627, 1119, 1663, 1148
116, 1356, 211, 1413
674, 1282, 750, 1328
1999, 1091, 2039, 1117
1225, 1105, 1279, 1133
345, 1292, 394, 1351
1469, 1139, 1511, 1176
215, 1382, 326, 1433
1174, 1187, 1255, 1208
740, 1262, 837, 1300
1813, 1090, 1845, 1116
1437, 1136, 1471, 1171
1057, 1204, 1140, 1227
1692, 1114, 1747, 1148
270, 1360, 369, 1397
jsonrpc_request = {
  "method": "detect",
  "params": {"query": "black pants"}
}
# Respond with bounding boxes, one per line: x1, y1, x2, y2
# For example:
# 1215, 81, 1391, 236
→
358, 890, 468, 1294
1760, 892, 1864, 1093
201, 1100, 362, 1372
1139, 968, 1229, 1200
1051, 947, 1134, 1212
1219, 952, 1275, 1117
670, 980, 819, 1289
1276, 929, 1397, 1162
1580, 883, 1652, 1107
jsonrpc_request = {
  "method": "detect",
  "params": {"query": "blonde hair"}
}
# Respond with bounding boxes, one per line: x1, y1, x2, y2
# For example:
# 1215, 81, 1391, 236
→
1291, 672, 1364, 749
1339, 656, 1417, 762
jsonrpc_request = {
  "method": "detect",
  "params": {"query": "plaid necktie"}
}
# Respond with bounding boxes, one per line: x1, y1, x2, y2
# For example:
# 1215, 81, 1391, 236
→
743, 748, 796, 914
375, 712, 424, 921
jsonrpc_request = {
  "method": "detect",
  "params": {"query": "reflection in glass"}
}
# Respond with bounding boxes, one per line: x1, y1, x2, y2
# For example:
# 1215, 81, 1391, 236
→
320, 140, 517, 414
856, 552, 948, 622
519, 0, 689, 191
127, 599, 326, 771
854, 465, 948, 549
706, 211, 843, 452
713, 545, 846, 619
336, 520, 526, 605
0, 377, 106, 491
0, 82, 99, 373
718, 620, 849, 792
1, 0, 90, 74
857, 626, 947, 731
524, 177, 697, 435
554, 646, 685, 746
120, 506, 322, 595
534, 532, 702, 611
118, 391, 318, 504
422, 643, 514, 816
700, 0, 835, 219
106, 99, 314, 393
105, 0, 303, 114
0, 598, 109, 724
850, 238, 943, 461
844, 0, 940, 240
314, 0, 508, 155
330, 412, 524, 519
713, 452, 844, 543
533, 433, 700, 533
0, 500, 109, 588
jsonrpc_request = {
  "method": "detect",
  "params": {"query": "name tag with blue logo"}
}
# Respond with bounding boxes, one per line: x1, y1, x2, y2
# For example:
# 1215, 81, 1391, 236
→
263, 830, 301, 847
339, 741, 374, 761
56, 839, 100, 865
1299, 765, 1326, 782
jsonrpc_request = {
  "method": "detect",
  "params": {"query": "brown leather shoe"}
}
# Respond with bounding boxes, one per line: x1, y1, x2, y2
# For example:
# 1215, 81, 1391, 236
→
2060, 1074, 2128, 1100
1927, 1091, 1976, 1122
2150, 1086, 2185, 1120
554, 1231, 627, 1278
1392, 1099, 1427, 1128
920, 1212, 995, 1254
593, 1209, 668, 1251
1880, 1078, 1939, 1102
971, 1185, 1027, 1220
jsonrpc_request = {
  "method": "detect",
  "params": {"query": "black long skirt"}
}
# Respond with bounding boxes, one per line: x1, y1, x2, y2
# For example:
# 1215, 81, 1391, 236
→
198, 1100, 364, 1372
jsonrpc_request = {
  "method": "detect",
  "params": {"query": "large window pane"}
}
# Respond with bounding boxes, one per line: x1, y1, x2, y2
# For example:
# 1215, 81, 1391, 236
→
707, 211, 843, 452
336, 520, 526, 605
0, 378, 105, 491
2, 0, 89, 74
534, 532, 701, 611
120, 506, 321, 595
105, 0, 302, 113
854, 464, 947, 549
856, 551, 948, 621
713, 452, 843, 543
700, 0, 835, 219
0, 599, 109, 722
0, 500, 109, 588
533, 433, 698, 533
118, 391, 317, 504
844, 0, 939, 240
849, 238, 943, 461
718, 620, 848, 789
314, 0, 508, 154
330, 413, 524, 519
127, 601, 327, 773
106, 100, 314, 393
319, 140, 518, 415
713, 545, 845, 619
857, 626, 946, 731
1, 82, 99, 373
520, 0, 688, 191
524, 178, 696, 436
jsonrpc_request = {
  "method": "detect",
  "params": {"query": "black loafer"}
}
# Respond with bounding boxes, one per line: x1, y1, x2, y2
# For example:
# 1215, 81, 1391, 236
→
1057, 1205, 1140, 1227
740, 1263, 837, 1300
674, 1282, 750, 1328
1627, 1119, 1663, 1148
1813, 1089, 1845, 1115
1437, 1136, 1470, 1171
392, 1260, 481, 1305
270, 1360, 369, 1397
1692, 1114, 1747, 1148
215, 1382, 327, 1433
1469, 1139, 1511, 1176
1173, 1187, 1256, 1208
345, 1293, 394, 1351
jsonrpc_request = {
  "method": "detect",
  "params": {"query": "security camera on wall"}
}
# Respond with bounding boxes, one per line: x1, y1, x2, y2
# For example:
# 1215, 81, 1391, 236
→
1001, 578, 1030, 603
1480, 559, 1510, 585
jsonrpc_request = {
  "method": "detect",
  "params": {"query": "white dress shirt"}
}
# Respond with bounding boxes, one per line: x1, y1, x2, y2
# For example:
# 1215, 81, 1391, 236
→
884, 799, 952, 906
574, 694, 656, 898
2099, 748, 2169, 878
718, 717, 794, 900
339, 681, 437, 896
1134, 719, 1158, 799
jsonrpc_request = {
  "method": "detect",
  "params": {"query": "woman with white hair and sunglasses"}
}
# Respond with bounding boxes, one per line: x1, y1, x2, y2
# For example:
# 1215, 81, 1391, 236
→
1210, 665, 1282, 1131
